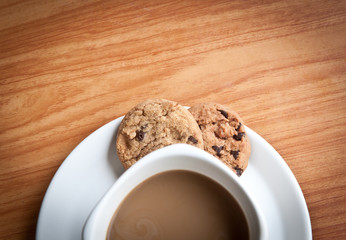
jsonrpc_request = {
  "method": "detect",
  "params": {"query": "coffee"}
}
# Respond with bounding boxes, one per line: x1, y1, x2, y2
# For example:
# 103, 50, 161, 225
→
107, 170, 249, 240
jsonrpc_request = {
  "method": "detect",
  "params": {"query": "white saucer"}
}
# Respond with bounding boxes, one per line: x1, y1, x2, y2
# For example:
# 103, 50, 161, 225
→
36, 116, 312, 240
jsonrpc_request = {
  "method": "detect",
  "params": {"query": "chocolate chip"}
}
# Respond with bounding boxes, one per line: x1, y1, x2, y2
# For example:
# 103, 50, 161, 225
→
218, 109, 228, 119
234, 167, 243, 177
188, 136, 198, 144
212, 145, 224, 156
233, 132, 245, 141
135, 130, 145, 141
198, 124, 202, 130
236, 122, 242, 131
230, 150, 240, 160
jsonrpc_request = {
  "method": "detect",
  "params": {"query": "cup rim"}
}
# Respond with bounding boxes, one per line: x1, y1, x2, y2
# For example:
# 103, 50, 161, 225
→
83, 143, 267, 240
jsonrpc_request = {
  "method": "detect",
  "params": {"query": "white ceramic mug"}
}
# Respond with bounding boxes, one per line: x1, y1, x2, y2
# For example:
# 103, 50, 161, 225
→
83, 144, 267, 240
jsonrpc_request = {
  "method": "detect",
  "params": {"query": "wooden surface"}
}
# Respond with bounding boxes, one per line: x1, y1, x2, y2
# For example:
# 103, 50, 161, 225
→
0, 0, 345, 239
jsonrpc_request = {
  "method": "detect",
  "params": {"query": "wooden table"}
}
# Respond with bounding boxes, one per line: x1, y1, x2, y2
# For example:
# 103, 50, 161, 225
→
1, 0, 345, 239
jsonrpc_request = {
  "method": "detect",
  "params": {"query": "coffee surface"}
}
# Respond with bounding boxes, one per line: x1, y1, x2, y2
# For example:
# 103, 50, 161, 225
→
107, 170, 249, 240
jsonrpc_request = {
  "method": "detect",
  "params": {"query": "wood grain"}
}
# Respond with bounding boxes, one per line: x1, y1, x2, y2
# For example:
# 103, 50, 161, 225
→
0, 0, 345, 239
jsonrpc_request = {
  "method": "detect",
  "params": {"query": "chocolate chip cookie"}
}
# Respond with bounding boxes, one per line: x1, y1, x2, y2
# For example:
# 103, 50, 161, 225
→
189, 103, 251, 176
116, 99, 204, 169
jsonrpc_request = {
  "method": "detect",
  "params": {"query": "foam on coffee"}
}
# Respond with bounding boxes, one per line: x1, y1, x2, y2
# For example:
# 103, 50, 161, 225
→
107, 170, 249, 240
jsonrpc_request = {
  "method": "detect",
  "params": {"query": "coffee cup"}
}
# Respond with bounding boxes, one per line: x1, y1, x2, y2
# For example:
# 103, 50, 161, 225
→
83, 144, 267, 240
